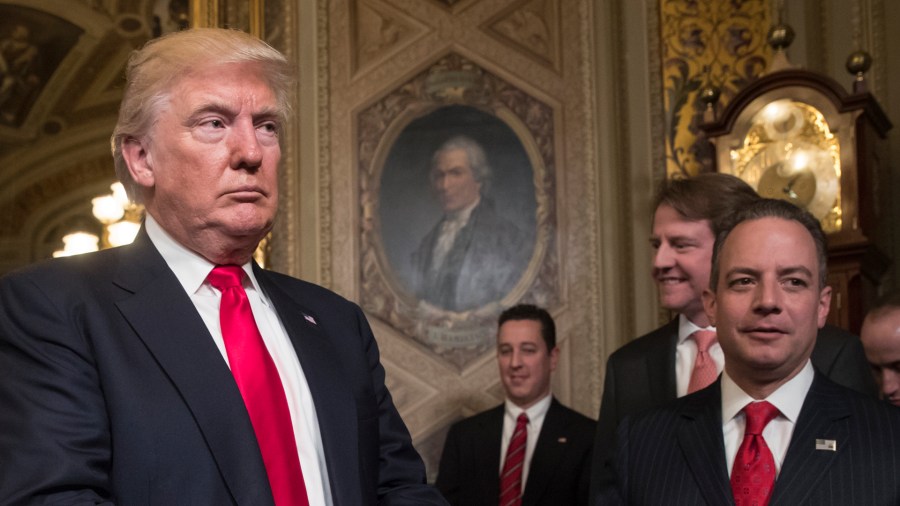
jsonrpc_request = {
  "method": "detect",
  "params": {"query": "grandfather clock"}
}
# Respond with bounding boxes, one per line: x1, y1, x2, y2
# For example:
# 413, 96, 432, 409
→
700, 25, 893, 334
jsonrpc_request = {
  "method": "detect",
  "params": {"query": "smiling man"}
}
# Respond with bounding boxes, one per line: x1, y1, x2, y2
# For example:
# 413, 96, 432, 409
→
588, 174, 875, 501
0, 28, 445, 505
411, 136, 529, 311
610, 199, 900, 505
436, 304, 596, 505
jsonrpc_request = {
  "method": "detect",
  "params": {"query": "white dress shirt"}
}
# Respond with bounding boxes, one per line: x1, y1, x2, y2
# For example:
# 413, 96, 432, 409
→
430, 196, 480, 271
721, 360, 815, 477
145, 216, 333, 506
675, 314, 725, 397
499, 393, 552, 493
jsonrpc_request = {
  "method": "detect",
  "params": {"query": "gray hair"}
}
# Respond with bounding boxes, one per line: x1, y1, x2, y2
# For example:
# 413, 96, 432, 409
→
710, 199, 828, 291
431, 135, 492, 195
110, 28, 292, 202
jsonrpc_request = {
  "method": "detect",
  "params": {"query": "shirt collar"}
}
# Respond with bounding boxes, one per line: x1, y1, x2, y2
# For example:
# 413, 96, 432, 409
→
504, 392, 552, 421
721, 359, 814, 424
144, 215, 267, 303
678, 313, 716, 344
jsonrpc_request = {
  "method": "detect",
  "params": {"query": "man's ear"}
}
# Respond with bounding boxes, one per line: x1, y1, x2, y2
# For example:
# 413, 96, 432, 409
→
702, 288, 717, 327
817, 285, 833, 328
121, 137, 155, 189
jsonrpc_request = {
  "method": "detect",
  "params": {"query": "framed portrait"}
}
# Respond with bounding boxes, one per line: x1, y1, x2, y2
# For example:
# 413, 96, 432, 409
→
0, 5, 82, 129
359, 53, 560, 369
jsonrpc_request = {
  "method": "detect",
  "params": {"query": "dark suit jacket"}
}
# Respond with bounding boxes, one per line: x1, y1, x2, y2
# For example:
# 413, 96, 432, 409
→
589, 319, 876, 502
0, 230, 446, 505
412, 199, 530, 311
435, 398, 596, 506
609, 372, 900, 505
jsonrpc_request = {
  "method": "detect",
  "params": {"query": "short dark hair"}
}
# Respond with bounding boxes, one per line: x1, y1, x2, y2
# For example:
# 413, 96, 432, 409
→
498, 304, 556, 350
653, 173, 760, 236
710, 199, 828, 291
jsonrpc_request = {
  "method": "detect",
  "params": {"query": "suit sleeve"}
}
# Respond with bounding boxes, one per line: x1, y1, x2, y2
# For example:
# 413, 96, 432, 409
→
353, 307, 449, 506
0, 272, 115, 504
588, 355, 618, 504
434, 423, 461, 505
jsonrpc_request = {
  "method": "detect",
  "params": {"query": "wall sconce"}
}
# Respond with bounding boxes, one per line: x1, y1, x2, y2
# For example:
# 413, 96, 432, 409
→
52, 182, 144, 258
92, 182, 143, 248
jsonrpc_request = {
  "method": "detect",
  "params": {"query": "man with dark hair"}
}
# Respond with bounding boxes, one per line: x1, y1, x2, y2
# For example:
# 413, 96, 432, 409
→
412, 136, 530, 311
588, 174, 874, 501
860, 292, 900, 407
436, 304, 596, 505
0, 28, 445, 505
611, 199, 900, 505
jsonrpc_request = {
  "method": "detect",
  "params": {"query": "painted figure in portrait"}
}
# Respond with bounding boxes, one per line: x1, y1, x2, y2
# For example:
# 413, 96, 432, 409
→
379, 105, 536, 313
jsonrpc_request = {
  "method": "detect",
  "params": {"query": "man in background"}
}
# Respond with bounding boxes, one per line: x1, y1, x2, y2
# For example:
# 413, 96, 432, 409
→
412, 136, 529, 311
611, 198, 900, 505
0, 28, 445, 505
589, 173, 874, 501
860, 292, 900, 407
436, 304, 595, 505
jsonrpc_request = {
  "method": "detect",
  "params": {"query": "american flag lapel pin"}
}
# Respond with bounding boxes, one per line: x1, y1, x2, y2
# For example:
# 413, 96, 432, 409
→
815, 439, 837, 451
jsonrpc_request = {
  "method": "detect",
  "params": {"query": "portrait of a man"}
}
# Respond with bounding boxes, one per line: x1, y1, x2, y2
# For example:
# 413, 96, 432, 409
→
412, 135, 530, 311
378, 105, 537, 314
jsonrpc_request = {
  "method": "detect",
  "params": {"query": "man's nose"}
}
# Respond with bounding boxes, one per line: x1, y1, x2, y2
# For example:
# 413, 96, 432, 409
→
229, 122, 263, 170
753, 280, 782, 314
653, 243, 674, 270
882, 370, 900, 399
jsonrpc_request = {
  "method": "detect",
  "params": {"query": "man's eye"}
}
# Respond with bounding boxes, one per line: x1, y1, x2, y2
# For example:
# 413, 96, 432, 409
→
259, 122, 278, 134
728, 277, 753, 287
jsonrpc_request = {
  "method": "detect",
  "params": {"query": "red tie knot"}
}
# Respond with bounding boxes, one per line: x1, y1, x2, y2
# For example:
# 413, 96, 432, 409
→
516, 412, 529, 426
691, 330, 717, 352
207, 265, 245, 290
743, 401, 780, 435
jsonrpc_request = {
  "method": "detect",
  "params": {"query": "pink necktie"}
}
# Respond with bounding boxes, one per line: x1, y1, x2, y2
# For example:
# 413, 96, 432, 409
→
208, 266, 309, 506
499, 413, 528, 506
731, 401, 780, 506
687, 330, 718, 393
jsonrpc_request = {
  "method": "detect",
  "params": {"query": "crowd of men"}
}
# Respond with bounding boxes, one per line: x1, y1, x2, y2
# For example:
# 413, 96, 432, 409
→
1, 27, 899, 506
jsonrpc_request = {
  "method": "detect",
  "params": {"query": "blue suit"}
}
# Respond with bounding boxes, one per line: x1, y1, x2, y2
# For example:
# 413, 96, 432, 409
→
0, 229, 446, 505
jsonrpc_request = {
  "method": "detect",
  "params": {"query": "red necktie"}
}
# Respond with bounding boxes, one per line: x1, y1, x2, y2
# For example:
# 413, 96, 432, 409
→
208, 266, 309, 506
731, 401, 780, 506
499, 413, 528, 506
687, 330, 718, 393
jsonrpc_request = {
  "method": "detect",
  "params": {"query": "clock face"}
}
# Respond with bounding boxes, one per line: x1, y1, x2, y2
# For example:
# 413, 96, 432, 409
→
727, 100, 843, 233
757, 162, 816, 208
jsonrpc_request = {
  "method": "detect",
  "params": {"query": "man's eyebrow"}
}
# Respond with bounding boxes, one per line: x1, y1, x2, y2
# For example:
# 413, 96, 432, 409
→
724, 267, 760, 278
778, 266, 814, 278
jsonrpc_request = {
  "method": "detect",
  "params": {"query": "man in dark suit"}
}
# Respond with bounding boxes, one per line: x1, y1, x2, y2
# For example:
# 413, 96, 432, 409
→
588, 174, 874, 501
436, 304, 596, 505
610, 199, 900, 505
412, 136, 530, 311
0, 28, 445, 505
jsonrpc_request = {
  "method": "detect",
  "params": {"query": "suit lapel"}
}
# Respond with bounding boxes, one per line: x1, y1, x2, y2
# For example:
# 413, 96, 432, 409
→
651, 321, 679, 403
255, 270, 360, 506
113, 232, 273, 506
770, 373, 849, 506
522, 399, 566, 506
676, 382, 734, 506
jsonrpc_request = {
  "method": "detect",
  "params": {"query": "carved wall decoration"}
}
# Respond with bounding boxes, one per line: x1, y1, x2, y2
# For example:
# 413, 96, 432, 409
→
659, 0, 771, 177
351, 0, 428, 75
0, 5, 83, 130
358, 52, 559, 370
484, 0, 561, 72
